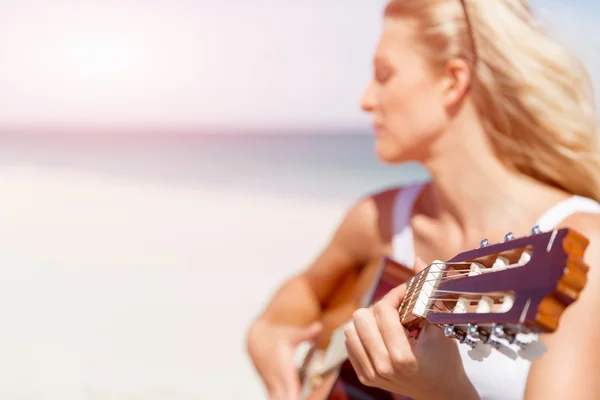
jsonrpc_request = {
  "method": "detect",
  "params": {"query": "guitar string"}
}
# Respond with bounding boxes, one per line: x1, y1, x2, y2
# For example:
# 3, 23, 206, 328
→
401, 260, 527, 294
392, 257, 527, 320
396, 266, 515, 317
393, 260, 527, 297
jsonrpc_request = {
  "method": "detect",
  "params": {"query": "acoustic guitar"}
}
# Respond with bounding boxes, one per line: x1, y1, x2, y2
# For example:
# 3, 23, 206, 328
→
295, 226, 590, 399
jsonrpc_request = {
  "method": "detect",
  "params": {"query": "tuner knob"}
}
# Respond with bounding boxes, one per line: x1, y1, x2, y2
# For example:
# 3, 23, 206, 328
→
479, 238, 489, 248
467, 341, 492, 362
517, 340, 547, 361
503, 232, 514, 242
531, 225, 542, 235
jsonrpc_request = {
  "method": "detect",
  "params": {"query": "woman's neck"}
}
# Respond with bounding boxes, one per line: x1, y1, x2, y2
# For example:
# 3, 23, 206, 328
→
420, 114, 568, 245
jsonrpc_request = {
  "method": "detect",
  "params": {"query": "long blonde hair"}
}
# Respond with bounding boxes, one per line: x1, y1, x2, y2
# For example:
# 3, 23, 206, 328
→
385, 0, 600, 202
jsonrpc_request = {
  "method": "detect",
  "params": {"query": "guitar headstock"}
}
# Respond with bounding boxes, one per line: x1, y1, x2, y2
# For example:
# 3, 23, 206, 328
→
412, 226, 589, 362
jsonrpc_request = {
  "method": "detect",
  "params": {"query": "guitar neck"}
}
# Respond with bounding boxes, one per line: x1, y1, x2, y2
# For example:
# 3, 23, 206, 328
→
397, 261, 446, 331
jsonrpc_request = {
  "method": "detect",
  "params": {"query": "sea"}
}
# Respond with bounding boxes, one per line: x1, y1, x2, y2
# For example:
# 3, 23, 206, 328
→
0, 131, 430, 203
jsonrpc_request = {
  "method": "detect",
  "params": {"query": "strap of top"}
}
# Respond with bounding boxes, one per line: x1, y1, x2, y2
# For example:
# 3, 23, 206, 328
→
391, 183, 427, 268
392, 187, 600, 266
535, 195, 600, 232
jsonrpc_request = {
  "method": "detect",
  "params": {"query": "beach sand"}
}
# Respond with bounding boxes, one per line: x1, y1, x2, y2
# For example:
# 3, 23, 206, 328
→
0, 165, 350, 399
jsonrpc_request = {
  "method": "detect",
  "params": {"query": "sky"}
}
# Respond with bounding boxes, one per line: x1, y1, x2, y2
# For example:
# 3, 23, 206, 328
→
0, 0, 598, 132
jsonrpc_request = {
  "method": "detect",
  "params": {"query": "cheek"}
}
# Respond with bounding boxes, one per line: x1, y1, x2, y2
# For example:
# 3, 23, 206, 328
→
374, 83, 446, 162
380, 93, 420, 139
383, 83, 445, 138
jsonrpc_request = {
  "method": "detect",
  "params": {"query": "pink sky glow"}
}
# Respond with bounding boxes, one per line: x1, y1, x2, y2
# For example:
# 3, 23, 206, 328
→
0, 0, 597, 132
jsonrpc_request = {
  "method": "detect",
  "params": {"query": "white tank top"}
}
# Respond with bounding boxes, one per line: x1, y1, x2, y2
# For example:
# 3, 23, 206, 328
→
391, 183, 600, 400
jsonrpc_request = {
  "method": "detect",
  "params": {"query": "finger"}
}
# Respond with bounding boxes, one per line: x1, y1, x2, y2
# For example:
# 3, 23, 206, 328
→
372, 301, 415, 370
348, 347, 403, 394
346, 341, 369, 384
267, 383, 284, 400
269, 383, 295, 400
280, 356, 301, 399
352, 308, 392, 378
291, 321, 323, 344
379, 283, 408, 310
344, 321, 376, 380
264, 360, 299, 400
282, 370, 300, 400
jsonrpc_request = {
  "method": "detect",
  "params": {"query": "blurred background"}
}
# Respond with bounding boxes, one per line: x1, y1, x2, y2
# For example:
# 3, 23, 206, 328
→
0, 0, 597, 398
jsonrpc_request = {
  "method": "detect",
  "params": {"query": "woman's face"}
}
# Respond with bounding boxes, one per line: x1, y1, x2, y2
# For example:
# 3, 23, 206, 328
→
361, 18, 455, 164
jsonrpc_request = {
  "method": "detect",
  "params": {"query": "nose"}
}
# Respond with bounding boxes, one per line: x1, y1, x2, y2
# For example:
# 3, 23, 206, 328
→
360, 80, 376, 113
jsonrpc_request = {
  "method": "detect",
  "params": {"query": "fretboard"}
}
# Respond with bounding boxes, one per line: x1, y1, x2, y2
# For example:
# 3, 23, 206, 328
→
397, 266, 432, 325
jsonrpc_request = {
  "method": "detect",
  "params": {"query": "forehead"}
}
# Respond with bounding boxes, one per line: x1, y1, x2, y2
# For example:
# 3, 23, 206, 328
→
374, 18, 421, 64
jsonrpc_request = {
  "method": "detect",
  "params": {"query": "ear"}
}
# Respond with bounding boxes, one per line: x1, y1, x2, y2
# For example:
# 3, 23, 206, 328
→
440, 58, 472, 108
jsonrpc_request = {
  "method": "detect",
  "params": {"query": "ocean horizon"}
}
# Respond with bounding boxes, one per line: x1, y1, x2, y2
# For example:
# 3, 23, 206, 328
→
0, 132, 431, 202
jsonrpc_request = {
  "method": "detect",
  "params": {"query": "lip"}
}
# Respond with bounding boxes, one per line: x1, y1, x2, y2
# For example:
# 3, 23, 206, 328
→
372, 123, 384, 133
372, 120, 383, 129
372, 126, 384, 138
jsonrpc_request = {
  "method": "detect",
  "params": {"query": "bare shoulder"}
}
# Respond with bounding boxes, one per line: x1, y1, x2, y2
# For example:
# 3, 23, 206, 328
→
332, 186, 402, 258
301, 186, 404, 299
525, 212, 600, 399
559, 211, 600, 237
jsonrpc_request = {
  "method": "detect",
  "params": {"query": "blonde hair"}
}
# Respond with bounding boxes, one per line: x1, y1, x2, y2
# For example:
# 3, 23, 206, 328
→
385, 0, 600, 202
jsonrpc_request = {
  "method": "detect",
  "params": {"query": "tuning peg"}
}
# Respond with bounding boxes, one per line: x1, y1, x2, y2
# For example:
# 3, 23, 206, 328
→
444, 325, 466, 341
463, 324, 492, 361
467, 341, 492, 362
492, 324, 516, 343
503, 232, 514, 242
490, 340, 518, 360
479, 238, 489, 248
469, 323, 518, 360
518, 250, 532, 265
467, 323, 479, 337
531, 225, 542, 235
492, 324, 507, 338
492, 256, 509, 270
464, 335, 478, 347
517, 340, 547, 361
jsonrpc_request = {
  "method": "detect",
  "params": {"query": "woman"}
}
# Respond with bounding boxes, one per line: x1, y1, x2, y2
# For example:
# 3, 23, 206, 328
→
246, 0, 600, 399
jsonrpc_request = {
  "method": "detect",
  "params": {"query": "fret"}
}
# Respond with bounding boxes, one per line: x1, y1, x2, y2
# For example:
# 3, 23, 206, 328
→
398, 266, 428, 321
398, 275, 417, 320
404, 273, 424, 321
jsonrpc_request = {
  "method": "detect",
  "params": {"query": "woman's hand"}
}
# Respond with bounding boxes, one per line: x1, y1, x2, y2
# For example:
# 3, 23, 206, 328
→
343, 258, 480, 400
247, 318, 322, 400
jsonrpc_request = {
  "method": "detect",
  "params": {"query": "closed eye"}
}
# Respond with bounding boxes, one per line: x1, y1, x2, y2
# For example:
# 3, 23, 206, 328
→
375, 67, 393, 83
373, 58, 394, 84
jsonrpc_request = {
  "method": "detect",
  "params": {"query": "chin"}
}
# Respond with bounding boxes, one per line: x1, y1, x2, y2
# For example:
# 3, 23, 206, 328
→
374, 142, 406, 165
373, 124, 441, 163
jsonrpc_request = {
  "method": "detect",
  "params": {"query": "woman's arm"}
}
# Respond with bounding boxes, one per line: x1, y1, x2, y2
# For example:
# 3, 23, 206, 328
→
525, 213, 600, 399
252, 194, 384, 327
245, 189, 398, 398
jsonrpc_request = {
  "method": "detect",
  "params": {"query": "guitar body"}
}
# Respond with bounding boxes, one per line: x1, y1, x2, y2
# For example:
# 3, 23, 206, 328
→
326, 360, 411, 400
299, 256, 415, 399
